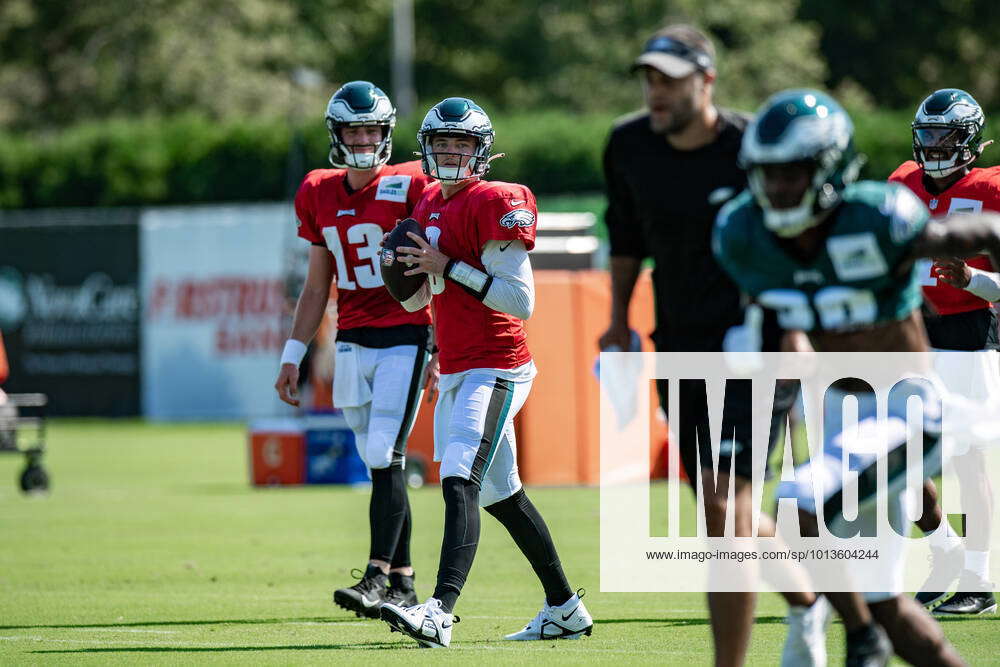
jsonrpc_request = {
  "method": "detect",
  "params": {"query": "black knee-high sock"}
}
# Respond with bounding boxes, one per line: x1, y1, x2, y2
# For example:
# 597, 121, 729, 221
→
368, 465, 408, 563
485, 488, 573, 607
390, 481, 412, 569
432, 476, 481, 613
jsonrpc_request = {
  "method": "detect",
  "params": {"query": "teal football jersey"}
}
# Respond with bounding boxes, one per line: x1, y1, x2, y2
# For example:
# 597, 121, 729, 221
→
712, 181, 929, 332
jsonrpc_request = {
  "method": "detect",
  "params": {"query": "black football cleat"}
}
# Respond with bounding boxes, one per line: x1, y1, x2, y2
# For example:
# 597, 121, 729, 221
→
914, 546, 962, 608
385, 572, 418, 608
846, 623, 891, 667
933, 591, 997, 616
333, 565, 389, 619
933, 573, 997, 616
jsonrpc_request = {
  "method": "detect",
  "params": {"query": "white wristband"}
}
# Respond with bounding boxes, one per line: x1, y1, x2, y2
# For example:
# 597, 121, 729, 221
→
446, 260, 490, 293
280, 339, 308, 367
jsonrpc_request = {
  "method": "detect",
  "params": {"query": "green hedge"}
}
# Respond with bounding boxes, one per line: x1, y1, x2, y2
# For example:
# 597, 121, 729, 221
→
2, 109, 997, 209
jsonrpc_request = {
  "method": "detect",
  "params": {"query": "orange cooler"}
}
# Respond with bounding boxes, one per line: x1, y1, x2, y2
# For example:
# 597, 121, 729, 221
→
249, 418, 306, 486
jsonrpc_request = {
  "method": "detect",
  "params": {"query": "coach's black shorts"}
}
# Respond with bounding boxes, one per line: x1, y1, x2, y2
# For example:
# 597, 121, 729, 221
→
656, 377, 797, 483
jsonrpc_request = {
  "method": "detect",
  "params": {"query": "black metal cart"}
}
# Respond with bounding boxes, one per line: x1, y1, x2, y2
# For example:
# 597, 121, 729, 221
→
0, 393, 49, 493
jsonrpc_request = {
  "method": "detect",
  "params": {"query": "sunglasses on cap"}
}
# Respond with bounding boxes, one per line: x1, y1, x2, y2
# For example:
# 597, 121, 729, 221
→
642, 36, 714, 71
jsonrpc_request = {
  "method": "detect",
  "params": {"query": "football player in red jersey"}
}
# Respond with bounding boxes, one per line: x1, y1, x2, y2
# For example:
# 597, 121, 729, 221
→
890, 88, 1000, 615
274, 81, 436, 619
376, 98, 592, 648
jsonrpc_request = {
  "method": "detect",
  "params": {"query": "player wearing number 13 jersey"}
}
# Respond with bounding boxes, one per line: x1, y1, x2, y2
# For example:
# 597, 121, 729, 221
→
295, 154, 430, 332
276, 82, 434, 621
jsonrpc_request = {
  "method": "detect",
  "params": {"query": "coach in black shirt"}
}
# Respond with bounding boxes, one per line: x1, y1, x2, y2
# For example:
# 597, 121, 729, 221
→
602, 95, 746, 351
601, 29, 749, 352
599, 24, 818, 667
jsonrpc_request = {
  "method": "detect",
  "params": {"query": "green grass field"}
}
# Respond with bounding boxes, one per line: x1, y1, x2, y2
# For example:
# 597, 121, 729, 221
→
0, 420, 995, 664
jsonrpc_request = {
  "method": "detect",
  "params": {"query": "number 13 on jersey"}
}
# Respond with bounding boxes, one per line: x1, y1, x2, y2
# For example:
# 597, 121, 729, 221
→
323, 223, 384, 290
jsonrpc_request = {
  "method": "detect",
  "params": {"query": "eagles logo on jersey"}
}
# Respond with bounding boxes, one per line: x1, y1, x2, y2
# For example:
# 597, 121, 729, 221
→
499, 209, 535, 229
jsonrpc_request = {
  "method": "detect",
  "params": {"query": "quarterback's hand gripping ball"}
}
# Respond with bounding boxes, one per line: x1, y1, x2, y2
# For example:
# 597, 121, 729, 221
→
380, 218, 429, 302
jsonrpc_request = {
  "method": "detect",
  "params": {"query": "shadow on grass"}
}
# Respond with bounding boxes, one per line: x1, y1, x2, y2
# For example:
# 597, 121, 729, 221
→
596, 615, 788, 627
0, 617, 357, 631
31, 641, 410, 654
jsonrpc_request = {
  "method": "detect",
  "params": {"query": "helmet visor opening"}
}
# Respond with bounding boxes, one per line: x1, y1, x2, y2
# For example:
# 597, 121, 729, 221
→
914, 126, 971, 149
334, 123, 385, 144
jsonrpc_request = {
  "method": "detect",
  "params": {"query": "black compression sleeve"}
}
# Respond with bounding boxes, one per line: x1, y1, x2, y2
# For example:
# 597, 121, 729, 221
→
368, 465, 409, 564
432, 476, 481, 613
484, 488, 573, 607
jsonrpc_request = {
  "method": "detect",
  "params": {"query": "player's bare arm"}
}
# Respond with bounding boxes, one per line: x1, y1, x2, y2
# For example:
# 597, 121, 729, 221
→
933, 257, 973, 287
275, 245, 334, 406
931, 255, 1000, 300
599, 256, 642, 350
917, 217, 1000, 299
912, 213, 1000, 266
422, 348, 439, 404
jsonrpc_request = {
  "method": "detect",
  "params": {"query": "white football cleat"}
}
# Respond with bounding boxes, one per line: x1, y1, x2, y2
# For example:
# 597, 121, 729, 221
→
504, 590, 594, 640
381, 597, 455, 648
781, 595, 832, 667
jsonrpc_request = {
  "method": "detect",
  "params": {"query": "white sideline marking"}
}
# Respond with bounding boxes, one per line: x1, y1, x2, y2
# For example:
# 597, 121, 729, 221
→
75, 628, 180, 634
0, 636, 235, 646
445, 645, 687, 654
462, 610, 697, 619
285, 621, 369, 627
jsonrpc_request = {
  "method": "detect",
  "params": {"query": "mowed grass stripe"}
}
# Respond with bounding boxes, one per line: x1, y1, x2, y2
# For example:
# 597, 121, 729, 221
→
0, 419, 994, 664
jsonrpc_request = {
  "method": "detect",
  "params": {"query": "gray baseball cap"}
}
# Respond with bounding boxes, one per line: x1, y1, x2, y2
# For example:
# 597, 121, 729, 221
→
631, 35, 714, 78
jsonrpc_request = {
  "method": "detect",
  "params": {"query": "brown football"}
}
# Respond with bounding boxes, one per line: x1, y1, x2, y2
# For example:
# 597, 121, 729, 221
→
380, 217, 429, 302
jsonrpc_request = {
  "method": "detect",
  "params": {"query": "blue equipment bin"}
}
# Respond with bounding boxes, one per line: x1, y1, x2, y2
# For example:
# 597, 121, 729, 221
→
304, 413, 368, 484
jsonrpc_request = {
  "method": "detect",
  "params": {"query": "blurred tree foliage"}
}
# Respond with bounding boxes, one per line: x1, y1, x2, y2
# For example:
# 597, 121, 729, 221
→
404, 0, 826, 112
0, 0, 325, 129
799, 0, 1000, 109
8, 107, 993, 208
4, 0, 998, 208
0, 0, 824, 130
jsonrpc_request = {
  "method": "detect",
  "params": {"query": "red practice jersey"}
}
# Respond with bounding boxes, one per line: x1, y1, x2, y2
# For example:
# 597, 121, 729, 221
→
295, 161, 432, 330
411, 179, 537, 374
889, 161, 1000, 315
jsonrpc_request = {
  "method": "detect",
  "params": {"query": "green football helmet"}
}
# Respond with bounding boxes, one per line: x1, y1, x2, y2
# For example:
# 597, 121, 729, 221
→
912, 88, 986, 179
417, 98, 495, 182
741, 89, 862, 237
325, 81, 396, 170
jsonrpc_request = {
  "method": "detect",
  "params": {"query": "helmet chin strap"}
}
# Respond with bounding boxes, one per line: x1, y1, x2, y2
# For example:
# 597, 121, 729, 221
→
919, 139, 991, 179
343, 151, 379, 170
433, 162, 473, 182
763, 199, 816, 237
749, 168, 820, 237
328, 128, 392, 169
436, 153, 506, 181
923, 162, 966, 179
760, 182, 819, 238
